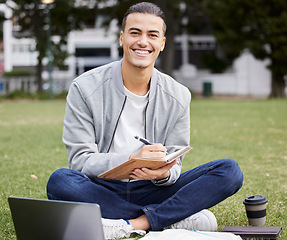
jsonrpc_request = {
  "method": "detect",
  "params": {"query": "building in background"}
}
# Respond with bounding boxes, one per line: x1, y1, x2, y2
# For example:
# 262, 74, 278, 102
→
1, 3, 282, 97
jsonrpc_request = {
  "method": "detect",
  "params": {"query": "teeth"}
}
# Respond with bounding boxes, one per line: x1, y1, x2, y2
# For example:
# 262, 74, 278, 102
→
135, 50, 150, 55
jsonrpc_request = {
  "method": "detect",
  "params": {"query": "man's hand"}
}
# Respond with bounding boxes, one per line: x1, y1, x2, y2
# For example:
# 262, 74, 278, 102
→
129, 159, 177, 180
128, 143, 177, 180
129, 143, 167, 160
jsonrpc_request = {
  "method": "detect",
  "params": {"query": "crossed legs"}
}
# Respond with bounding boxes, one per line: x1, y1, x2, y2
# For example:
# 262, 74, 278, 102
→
47, 159, 243, 230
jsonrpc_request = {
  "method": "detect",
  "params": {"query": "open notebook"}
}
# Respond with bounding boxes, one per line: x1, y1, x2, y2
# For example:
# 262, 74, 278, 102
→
98, 146, 192, 179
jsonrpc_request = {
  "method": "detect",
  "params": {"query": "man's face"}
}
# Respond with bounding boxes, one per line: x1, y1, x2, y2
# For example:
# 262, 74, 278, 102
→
120, 13, 166, 70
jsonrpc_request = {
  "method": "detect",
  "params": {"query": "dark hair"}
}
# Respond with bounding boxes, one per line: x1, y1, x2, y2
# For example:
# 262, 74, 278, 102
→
122, 2, 166, 35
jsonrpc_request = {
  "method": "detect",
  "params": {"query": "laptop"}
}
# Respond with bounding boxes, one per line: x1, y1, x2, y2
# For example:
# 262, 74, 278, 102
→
8, 197, 105, 240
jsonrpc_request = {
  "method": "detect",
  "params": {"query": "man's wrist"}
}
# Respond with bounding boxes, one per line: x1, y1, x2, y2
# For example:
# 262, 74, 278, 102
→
153, 174, 170, 184
154, 171, 170, 181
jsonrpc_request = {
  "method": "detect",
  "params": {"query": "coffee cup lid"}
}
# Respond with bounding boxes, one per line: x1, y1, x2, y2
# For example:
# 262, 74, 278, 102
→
243, 195, 268, 205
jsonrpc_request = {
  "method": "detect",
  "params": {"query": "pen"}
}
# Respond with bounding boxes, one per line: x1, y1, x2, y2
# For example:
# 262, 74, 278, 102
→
134, 136, 169, 155
134, 135, 152, 145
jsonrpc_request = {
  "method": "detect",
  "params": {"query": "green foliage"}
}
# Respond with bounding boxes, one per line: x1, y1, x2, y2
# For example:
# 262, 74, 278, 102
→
4, 90, 38, 99
9, 0, 97, 91
98, 0, 206, 33
201, 52, 229, 73
11, 0, 96, 62
3, 69, 33, 77
203, 0, 287, 97
0, 7, 5, 40
2, 90, 67, 100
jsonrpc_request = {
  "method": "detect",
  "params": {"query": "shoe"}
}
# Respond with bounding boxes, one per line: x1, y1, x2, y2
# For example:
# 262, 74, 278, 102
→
165, 209, 217, 231
101, 218, 146, 239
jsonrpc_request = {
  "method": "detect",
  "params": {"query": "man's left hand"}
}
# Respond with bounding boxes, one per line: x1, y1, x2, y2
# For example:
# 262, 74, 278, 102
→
129, 159, 177, 180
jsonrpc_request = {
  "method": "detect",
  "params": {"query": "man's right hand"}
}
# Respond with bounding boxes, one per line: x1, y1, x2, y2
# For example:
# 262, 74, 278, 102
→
129, 143, 167, 160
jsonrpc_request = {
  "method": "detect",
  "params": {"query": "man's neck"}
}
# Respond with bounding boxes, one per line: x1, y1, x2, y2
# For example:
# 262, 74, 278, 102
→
121, 61, 153, 96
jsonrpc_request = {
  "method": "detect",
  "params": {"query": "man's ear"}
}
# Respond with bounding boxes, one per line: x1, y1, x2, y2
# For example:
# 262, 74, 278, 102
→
160, 37, 166, 51
119, 31, 123, 46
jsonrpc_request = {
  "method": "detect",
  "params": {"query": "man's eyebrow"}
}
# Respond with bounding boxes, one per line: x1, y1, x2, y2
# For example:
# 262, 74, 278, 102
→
148, 30, 160, 34
128, 27, 160, 34
128, 27, 142, 32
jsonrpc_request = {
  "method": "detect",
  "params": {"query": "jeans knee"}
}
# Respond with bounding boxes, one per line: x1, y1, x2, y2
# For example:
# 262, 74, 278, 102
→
223, 158, 244, 190
47, 168, 83, 200
48, 168, 70, 185
47, 168, 66, 198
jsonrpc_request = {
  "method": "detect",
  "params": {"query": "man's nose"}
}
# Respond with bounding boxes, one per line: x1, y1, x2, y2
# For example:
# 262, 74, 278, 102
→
138, 34, 148, 47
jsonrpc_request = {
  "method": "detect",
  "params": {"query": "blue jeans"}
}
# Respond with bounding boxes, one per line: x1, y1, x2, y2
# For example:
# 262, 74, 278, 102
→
47, 159, 243, 230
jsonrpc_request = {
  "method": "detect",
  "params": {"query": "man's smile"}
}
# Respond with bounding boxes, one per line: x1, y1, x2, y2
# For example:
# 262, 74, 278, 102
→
133, 49, 152, 56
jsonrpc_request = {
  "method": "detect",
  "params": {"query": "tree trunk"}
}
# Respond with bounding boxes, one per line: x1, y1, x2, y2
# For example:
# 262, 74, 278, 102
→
269, 72, 286, 98
160, 30, 176, 77
36, 60, 43, 93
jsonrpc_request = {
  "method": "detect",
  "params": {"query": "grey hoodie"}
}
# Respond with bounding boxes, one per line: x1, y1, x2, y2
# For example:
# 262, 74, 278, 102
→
63, 60, 191, 186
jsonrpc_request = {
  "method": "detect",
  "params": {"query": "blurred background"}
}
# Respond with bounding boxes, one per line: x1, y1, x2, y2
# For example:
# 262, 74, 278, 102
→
0, 0, 286, 99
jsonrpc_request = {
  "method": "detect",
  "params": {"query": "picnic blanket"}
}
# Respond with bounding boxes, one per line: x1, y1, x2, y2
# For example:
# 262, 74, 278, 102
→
140, 229, 242, 240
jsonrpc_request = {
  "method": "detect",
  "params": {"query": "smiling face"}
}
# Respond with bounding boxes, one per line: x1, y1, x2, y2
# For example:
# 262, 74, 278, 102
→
120, 13, 166, 71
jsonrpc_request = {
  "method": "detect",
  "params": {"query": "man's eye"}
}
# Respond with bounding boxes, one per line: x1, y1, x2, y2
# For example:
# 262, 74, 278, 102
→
130, 32, 139, 35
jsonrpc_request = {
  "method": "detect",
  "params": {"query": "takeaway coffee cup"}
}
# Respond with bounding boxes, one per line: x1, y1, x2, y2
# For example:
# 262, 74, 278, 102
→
243, 195, 268, 226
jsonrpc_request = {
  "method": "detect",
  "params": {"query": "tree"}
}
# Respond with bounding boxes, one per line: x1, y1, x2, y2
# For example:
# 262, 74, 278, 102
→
203, 0, 287, 98
10, 0, 96, 92
97, 0, 207, 76
0, 7, 5, 41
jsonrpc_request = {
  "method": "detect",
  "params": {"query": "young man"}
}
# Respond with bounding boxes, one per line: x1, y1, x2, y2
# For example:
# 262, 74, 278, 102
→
47, 2, 243, 239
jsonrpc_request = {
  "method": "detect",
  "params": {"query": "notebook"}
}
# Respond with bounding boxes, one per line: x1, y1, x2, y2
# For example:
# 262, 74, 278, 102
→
8, 197, 105, 240
98, 146, 192, 179
221, 226, 282, 239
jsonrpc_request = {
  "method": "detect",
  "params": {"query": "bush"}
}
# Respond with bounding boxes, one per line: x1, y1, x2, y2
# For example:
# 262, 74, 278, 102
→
201, 53, 229, 73
3, 69, 33, 77
5, 90, 38, 100
3, 90, 67, 100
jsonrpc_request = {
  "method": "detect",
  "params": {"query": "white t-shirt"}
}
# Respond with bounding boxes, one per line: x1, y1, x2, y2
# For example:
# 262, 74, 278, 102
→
109, 86, 149, 167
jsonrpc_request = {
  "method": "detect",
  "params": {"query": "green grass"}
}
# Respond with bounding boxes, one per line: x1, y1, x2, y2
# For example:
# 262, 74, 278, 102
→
0, 100, 67, 239
0, 99, 286, 239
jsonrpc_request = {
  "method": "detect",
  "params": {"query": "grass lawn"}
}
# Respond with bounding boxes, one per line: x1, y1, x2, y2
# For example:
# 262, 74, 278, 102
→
0, 98, 286, 239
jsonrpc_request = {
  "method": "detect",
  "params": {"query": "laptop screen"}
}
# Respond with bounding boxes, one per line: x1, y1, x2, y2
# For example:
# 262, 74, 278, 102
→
8, 197, 105, 240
